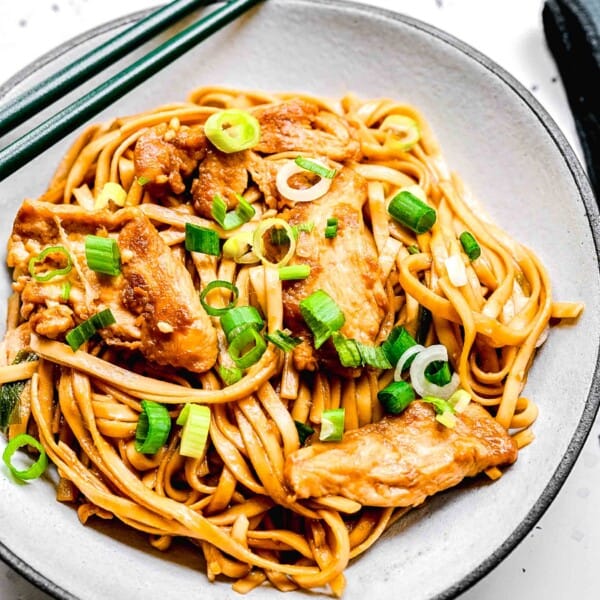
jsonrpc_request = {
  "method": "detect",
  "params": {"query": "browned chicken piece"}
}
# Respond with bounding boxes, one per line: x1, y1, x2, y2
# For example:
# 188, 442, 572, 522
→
7, 200, 217, 373
282, 167, 388, 368
118, 215, 217, 372
134, 123, 207, 195
191, 146, 250, 218
285, 401, 518, 507
252, 99, 361, 161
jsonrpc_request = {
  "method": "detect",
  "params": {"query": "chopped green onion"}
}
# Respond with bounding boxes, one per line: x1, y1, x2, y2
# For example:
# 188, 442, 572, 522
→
381, 326, 418, 367
0, 352, 37, 429
380, 114, 421, 151
222, 231, 255, 263
135, 400, 171, 454
388, 190, 436, 234
378, 380, 415, 414
185, 222, 220, 256
331, 333, 362, 367
211, 194, 256, 230
422, 395, 457, 428
137, 176, 150, 186
252, 218, 297, 267
65, 308, 116, 351
319, 408, 345, 442
295, 420, 315, 445
324, 217, 339, 239
299, 289, 345, 349
95, 181, 127, 209
291, 222, 315, 239
448, 389, 471, 413
218, 365, 243, 386
177, 404, 211, 458
60, 281, 72, 302
199, 280, 239, 316
2, 433, 48, 481
220, 305, 264, 343
85, 235, 121, 276
265, 329, 302, 352
294, 156, 337, 179
407, 244, 420, 255
459, 231, 481, 261
278, 264, 311, 281
228, 327, 267, 369
204, 109, 261, 153
425, 361, 452, 386
28, 246, 72, 282
357, 343, 392, 369
416, 305, 432, 345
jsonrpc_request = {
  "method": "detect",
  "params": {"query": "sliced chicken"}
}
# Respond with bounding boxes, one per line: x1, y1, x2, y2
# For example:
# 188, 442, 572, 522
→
134, 123, 207, 196
118, 214, 217, 372
252, 98, 361, 161
282, 168, 388, 365
7, 200, 217, 373
285, 401, 518, 507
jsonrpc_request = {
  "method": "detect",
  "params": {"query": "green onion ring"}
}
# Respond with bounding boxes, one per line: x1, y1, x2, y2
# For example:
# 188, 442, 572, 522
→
199, 280, 239, 316
2, 433, 48, 481
28, 246, 72, 282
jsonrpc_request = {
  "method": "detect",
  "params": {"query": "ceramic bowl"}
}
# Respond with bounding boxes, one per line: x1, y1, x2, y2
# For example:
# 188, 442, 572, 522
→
1, 1, 599, 599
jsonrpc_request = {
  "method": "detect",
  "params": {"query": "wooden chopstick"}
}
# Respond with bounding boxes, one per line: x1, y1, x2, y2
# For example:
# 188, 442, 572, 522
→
0, 0, 217, 138
0, 0, 262, 183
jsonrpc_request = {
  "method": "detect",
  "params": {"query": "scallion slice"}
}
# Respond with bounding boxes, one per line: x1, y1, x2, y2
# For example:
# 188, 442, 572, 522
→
65, 308, 116, 351
381, 326, 418, 367
220, 305, 264, 343
228, 326, 267, 369
60, 281, 72, 302
377, 380, 415, 414
357, 342, 392, 369
135, 400, 171, 454
252, 218, 297, 267
85, 235, 121, 276
291, 222, 315, 239
331, 333, 362, 367
0, 352, 37, 428
204, 109, 261, 153
222, 231, 255, 263
199, 280, 239, 316
324, 217, 339, 239
299, 289, 345, 349
211, 194, 256, 230
407, 244, 420, 255
295, 420, 315, 445
380, 114, 421, 151
2, 433, 48, 481
278, 264, 311, 281
294, 156, 337, 179
218, 365, 243, 386
177, 404, 211, 458
185, 222, 220, 256
459, 231, 481, 261
319, 408, 345, 442
94, 181, 127, 209
265, 329, 302, 352
28, 246, 72, 282
388, 190, 436, 234
422, 395, 457, 428
425, 360, 452, 386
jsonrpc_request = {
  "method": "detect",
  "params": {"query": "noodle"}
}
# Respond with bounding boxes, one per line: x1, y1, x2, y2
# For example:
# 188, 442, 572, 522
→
1, 87, 582, 596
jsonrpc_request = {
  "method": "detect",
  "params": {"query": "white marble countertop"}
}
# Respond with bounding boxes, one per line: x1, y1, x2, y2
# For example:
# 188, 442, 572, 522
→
0, 1, 598, 599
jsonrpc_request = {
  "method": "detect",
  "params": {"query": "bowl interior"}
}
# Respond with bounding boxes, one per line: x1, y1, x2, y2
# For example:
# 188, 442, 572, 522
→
1, 2, 599, 599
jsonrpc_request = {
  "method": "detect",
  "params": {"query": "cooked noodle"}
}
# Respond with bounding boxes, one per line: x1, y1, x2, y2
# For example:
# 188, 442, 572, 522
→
1, 87, 583, 595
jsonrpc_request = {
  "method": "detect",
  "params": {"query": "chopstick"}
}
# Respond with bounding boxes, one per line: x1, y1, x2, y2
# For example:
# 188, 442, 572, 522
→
0, 0, 217, 138
0, 0, 262, 183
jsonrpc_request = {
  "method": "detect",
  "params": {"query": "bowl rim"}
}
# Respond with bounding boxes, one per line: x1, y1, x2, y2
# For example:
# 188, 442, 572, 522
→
1, 1, 599, 599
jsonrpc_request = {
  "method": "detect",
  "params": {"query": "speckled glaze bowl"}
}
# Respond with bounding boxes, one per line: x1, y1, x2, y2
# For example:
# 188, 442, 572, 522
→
1, 1, 599, 599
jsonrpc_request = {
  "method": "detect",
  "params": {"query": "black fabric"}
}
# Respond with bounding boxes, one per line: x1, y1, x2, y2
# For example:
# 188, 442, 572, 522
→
543, 0, 600, 200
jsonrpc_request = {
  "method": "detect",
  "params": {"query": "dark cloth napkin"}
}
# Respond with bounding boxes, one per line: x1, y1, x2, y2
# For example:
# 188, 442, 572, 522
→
543, 0, 600, 200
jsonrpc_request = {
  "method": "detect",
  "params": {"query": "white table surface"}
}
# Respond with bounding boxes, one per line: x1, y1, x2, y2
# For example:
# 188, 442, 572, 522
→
0, 1, 598, 599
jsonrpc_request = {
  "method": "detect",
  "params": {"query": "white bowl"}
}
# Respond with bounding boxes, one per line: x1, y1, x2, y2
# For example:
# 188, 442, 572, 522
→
1, 2, 599, 599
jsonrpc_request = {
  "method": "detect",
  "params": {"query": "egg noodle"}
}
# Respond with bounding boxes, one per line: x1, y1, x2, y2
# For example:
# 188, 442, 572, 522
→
0, 87, 583, 595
